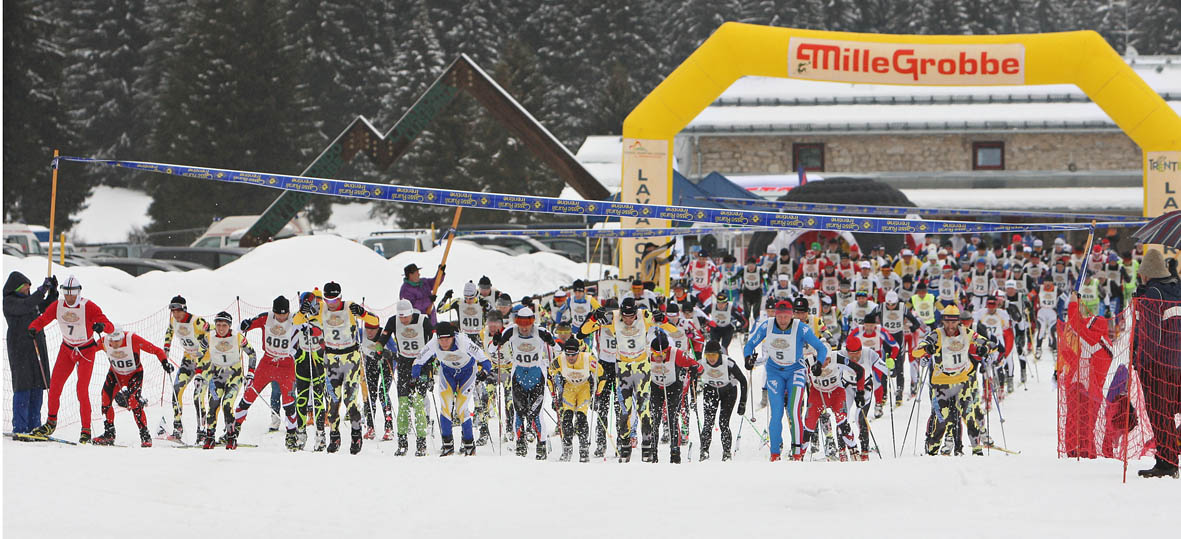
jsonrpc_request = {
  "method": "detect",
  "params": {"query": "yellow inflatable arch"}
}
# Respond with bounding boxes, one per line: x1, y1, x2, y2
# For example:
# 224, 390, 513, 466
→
618, 23, 1181, 278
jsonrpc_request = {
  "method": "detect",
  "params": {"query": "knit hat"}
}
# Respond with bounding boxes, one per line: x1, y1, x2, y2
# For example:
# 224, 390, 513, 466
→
1139, 249, 1170, 281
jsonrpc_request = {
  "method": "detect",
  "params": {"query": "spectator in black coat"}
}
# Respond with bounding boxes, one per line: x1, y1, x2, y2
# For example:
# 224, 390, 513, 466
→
3, 271, 56, 433
1131, 249, 1181, 479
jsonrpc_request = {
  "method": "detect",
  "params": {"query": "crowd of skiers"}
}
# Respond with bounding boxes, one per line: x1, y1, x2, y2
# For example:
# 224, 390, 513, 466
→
5, 231, 1169, 469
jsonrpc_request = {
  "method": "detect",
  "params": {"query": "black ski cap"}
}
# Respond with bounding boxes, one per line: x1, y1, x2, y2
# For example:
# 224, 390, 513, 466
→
435, 322, 456, 338
272, 296, 290, 314
620, 297, 638, 316
323, 281, 342, 299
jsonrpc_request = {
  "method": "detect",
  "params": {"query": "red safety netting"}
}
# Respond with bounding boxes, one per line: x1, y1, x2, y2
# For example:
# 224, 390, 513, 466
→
1057, 296, 1181, 478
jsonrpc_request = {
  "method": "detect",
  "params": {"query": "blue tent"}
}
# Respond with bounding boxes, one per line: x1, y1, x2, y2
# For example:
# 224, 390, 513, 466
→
587, 171, 759, 223
699, 171, 762, 202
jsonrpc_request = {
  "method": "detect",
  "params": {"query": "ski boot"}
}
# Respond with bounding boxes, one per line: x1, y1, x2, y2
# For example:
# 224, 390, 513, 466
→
560, 444, 573, 462
593, 439, 606, 459
93, 422, 117, 446
972, 446, 984, 456
394, 435, 409, 456
327, 430, 342, 453
313, 429, 327, 452
873, 402, 884, 419
535, 441, 547, 461
269, 414, 281, 432
363, 425, 376, 440
285, 430, 300, 452
382, 426, 395, 441
169, 420, 184, 442
579, 446, 589, 463
618, 445, 632, 463
139, 426, 152, 448
670, 448, 681, 464
415, 437, 428, 457
476, 425, 491, 446
29, 419, 57, 438
1138, 459, 1180, 479
700, 448, 710, 461
770, 453, 781, 462
516, 437, 528, 457
660, 428, 670, 444
460, 440, 476, 456
440, 438, 455, 457
721, 449, 732, 461
296, 428, 307, 448
224, 422, 239, 450
350, 429, 362, 455
909, 382, 918, 399
202, 430, 216, 449
641, 446, 654, 463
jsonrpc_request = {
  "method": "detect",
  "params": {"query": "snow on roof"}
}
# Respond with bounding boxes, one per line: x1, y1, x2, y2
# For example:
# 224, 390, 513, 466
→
686, 55, 1181, 133
901, 187, 1141, 213
686, 101, 1181, 133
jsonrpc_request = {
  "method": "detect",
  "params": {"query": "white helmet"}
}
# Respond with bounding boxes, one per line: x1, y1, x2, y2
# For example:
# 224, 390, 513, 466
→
801, 277, 815, 289
60, 275, 81, 292
885, 290, 899, 304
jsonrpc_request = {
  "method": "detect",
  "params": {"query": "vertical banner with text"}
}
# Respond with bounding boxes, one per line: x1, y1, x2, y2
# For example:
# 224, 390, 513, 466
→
1143, 150, 1181, 257
619, 138, 671, 285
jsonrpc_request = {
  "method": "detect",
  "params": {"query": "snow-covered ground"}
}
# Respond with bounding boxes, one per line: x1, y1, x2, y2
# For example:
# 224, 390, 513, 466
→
2, 351, 1172, 538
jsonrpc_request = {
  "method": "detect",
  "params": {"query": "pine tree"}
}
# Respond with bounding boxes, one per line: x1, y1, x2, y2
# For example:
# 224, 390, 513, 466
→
62, 0, 153, 187
1129, 0, 1181, 55
3, 0, 86, 229
916, 0, 970, 34
146, 0, 315, 242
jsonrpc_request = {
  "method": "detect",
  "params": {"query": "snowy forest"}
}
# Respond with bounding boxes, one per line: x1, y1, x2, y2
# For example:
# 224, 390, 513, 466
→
4, 0, 1180, 237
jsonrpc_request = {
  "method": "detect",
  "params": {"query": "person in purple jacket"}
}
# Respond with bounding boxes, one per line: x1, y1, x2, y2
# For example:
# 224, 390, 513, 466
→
400, 263, 445, 325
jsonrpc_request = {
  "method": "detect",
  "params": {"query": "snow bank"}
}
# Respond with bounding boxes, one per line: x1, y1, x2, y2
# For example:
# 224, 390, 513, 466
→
1, 235, 614, 326
68, 186, 153, 243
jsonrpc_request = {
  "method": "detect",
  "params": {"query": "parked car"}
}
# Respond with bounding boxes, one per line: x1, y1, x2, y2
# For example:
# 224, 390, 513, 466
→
93, 243, 154, 258
361, 229, 433, 259
536, 237, 588, 263
460, 235, 568, 259
90, 256, 185, 276
142, 246, 248, 269
4, 244, 27, 257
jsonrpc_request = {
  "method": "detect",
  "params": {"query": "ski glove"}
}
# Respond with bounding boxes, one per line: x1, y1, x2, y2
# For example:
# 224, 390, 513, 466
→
737, 401, 746, 416
300, 300, 314, 315
240, 319, 251, 332
744, 353, 757, 370
476, 369, 489, 383
26, 327, 37, 339
161, 360, 174, 374
244, 372, 255, 387
855, 391, 867, 409
92, 322, 105, 333
810, 362, 823, 377
441, 290, 454, 303
349, 303, 364, 316
652, 311, 666, 324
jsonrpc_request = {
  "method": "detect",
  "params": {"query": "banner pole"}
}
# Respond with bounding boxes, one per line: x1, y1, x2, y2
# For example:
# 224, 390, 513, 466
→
1075, 220, 1098, 292
427, 207, 462, 315
47, 149, 60, 277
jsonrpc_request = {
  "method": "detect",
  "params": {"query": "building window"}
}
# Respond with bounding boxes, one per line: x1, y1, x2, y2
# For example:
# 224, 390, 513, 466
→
973, 141, 1004, 170
792, 143, 825, 172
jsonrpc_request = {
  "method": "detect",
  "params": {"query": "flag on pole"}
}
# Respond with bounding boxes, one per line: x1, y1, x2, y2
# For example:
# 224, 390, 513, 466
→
797, 164, 807, 186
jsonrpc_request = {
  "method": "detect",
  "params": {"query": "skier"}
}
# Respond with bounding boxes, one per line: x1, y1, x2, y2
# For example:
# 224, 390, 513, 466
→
230, 296, 300, 450
361, 318, 395, 441
202, 311, 255, 449
771, 273, 795, 301
292, 290, 327, 450
912, 305, 993, 456
438, 281, 493, 444
687, 249, 719, 301
413, 321, 492, 456
494, 306, 557, 459
803, 348, 866, 460
377, 300, 434, 456
966, 258, 994, 312
550, 337, 604, 462
647, 332, 703, 463
93, 326, 172, 447
840, 290, 878, 335
554, 279, 600, 333
482, 311, 514, 444
1034, 279, 1065, 358
879, 291, 922, 407
576, 297, 675, 461
934, 264, 962, 309
319, 281, 378, 454
842, 335, 887, 455
743, 298, 831, 461
162, 295, 211, 442
27, 276, 113, 443
661, 302, 705, 357
973, 294, 1015, 395
1003, 280, 1034, 386
699, 292, 746, 348
698, 339, 748, 461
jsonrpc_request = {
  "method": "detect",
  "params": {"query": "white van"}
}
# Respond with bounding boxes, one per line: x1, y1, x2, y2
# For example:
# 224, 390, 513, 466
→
361, 230, 434, 258
3, 224, 47, 255
190, 215, 310, 248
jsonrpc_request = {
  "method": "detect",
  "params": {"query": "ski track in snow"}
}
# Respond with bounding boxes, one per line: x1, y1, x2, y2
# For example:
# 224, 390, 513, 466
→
3, 348, 1173, 538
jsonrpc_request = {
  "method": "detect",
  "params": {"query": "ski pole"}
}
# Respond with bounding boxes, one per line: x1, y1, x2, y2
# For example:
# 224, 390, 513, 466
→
859, 407, 883, 460
899, 365, 928, 455
887, 373, 897, 458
